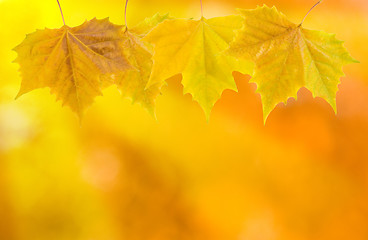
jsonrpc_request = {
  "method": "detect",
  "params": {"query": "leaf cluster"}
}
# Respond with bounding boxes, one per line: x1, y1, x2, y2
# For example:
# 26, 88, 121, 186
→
13, 4, 357, 122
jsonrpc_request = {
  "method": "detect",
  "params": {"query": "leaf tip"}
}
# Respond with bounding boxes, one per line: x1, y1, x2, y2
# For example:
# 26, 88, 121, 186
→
15, 88, 27, 100
15, 92, 22, 100
261, 100, 277, 126
148, 107, 158, 121
77, 113, 84, 126
350, 57, 360, 64
204, 110, 211, 123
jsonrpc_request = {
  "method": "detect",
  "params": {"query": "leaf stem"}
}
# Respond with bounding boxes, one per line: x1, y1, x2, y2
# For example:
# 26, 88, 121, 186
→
200, 0, 204, 18
125, 0, 129, 29
57, 0, 66, 26
300, 0, 323, 26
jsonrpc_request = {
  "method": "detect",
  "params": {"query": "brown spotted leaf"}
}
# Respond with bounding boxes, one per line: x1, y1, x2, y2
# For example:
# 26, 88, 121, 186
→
14, 18, 132, 118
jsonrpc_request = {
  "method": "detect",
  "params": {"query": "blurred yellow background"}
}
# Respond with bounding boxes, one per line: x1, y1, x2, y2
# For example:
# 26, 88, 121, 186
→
1, 0, 368, 239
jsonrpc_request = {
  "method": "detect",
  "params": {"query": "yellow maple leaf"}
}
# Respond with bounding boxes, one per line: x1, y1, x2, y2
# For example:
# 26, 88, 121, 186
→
14, 18, 132, 118
144, 16, 254, 119
228, 5, 358, 122
114, 13, 169, 116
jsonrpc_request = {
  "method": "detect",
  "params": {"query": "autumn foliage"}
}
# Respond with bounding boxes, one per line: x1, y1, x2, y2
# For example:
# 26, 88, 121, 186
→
1, 0, 367, 240
13, 1, 355, 122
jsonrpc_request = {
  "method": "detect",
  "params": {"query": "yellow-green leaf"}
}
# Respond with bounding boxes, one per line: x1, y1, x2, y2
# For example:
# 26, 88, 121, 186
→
14, 18, 131, 118
144, 16, 254, 119
228, 5, 358, 122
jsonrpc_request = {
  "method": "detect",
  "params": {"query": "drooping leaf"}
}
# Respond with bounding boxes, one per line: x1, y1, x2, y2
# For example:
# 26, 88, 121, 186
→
114, 13, 170, 116
14, 18, 132, 118
144, 16, 254, 119
228, 5, 358, 122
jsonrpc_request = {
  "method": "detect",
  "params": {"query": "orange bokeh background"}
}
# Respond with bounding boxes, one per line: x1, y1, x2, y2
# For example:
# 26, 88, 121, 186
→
0, 0, 367, 239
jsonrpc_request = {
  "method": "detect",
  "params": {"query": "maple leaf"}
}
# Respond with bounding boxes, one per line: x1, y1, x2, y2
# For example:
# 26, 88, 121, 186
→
14, 18, 131, 118
144, 16, 254, 119
228, 5, 358, 122
114, 13, 170, 116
